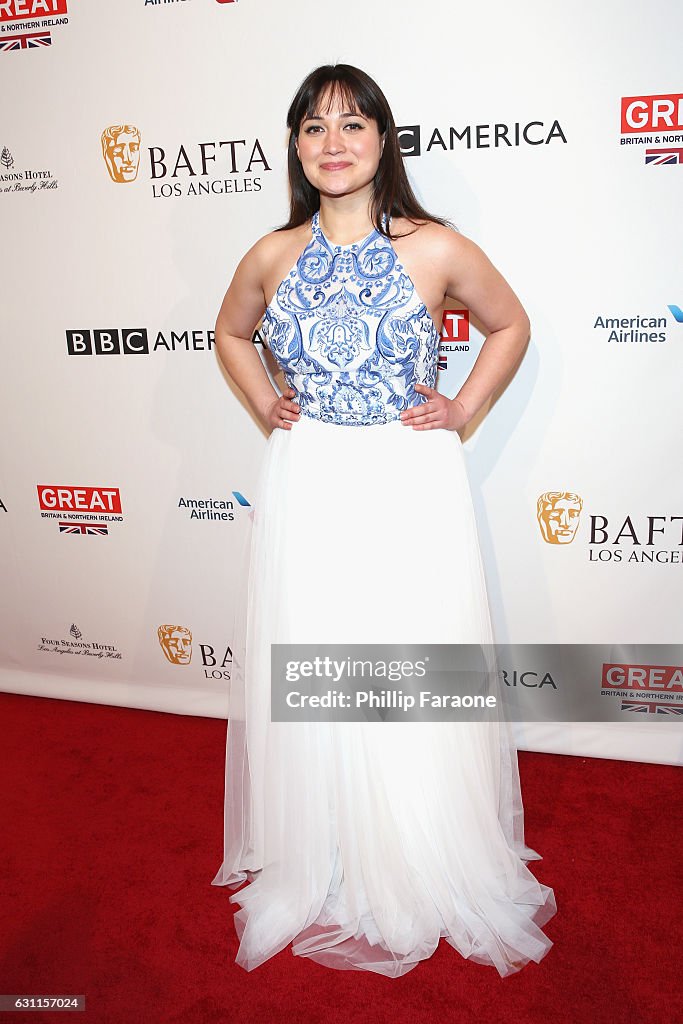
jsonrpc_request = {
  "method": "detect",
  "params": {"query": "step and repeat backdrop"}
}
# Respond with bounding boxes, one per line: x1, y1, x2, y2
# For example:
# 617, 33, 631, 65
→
1, 0, 682, 764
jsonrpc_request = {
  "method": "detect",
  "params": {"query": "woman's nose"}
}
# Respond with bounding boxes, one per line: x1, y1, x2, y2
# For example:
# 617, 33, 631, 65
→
323, 129, 345, 153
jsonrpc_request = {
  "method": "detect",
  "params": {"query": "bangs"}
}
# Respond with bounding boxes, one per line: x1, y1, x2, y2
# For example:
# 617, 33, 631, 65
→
287, 64, 391, 140
300, 76, 379, 129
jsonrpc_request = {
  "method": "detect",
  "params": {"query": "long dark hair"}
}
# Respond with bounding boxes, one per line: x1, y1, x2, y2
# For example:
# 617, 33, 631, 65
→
277, 64, 454, 240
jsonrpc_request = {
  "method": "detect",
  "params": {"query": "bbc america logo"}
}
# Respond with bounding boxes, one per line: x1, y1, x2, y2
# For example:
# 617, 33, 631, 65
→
65, 328, 216, 355
397, 126, 422, 157
396, 119, 566, 156
67, 329, 149, 355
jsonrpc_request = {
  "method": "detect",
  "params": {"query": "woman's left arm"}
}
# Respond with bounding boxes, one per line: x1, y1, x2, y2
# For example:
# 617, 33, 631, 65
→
401, 228, 531, 431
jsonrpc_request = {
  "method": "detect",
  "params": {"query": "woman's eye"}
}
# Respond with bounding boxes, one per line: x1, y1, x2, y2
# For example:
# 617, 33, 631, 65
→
302, 122, 364, 134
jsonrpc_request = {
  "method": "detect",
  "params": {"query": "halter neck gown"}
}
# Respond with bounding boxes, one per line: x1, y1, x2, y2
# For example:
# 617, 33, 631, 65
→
211, 210, 556, 977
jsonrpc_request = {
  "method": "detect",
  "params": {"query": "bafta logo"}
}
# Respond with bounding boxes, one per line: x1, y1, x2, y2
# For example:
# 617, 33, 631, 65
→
537, 491, 583, 545
101, 124, 141, 183
158, 624, 192, 665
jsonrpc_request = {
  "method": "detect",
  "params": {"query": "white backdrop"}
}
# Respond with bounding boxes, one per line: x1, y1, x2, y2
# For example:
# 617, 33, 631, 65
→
1, 0, 682, 765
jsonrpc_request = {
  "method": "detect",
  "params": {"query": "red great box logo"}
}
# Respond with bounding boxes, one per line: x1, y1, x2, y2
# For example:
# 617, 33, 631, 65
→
621, 93, 683, 134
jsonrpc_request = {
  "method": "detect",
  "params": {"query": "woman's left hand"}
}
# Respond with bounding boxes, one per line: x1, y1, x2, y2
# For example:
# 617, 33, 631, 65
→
400, 383, 469, 431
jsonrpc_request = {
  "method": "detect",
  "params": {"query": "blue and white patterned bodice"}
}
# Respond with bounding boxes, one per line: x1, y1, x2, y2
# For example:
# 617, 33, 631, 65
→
260, 210, 440, 426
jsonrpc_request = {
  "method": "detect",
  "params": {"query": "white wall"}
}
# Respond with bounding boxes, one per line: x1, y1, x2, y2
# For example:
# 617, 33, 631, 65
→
1, 0, 682, 764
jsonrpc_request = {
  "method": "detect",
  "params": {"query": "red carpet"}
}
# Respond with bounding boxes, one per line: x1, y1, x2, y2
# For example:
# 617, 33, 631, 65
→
0, 691, 679, 1024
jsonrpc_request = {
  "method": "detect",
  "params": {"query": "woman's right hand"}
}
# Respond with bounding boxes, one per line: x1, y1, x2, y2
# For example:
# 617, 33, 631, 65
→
262, 387, 301, 430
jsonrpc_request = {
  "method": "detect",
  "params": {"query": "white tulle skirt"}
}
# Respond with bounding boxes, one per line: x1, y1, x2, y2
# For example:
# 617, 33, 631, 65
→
212, 413, 556, 977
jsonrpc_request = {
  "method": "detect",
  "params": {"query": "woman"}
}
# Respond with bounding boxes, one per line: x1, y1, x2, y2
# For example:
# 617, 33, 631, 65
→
211, 63, 556, 978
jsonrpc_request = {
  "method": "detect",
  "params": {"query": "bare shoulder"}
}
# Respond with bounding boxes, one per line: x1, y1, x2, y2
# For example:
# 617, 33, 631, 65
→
243, 222, 310, 270
390, 216, 477, 264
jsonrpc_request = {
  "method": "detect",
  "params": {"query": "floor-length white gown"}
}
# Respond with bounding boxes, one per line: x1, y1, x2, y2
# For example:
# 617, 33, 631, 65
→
211, 210, 556, 977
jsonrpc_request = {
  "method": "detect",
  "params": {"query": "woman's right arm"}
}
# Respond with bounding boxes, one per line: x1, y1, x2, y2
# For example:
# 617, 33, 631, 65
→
214, 237, 300, 431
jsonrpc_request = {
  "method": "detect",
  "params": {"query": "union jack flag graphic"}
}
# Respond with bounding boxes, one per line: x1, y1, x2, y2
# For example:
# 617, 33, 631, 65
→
437, 349, 448, 371
645, 148, 683, 165
621, 699, 683, 715
0, 31, 52, 51
59, 522, 109, 536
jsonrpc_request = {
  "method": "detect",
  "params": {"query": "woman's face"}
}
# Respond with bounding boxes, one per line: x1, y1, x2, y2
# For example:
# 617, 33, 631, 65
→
295, 87, 385, 200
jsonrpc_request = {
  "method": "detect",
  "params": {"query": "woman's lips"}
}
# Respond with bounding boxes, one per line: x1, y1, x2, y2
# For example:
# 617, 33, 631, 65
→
320, 162, 352, 170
